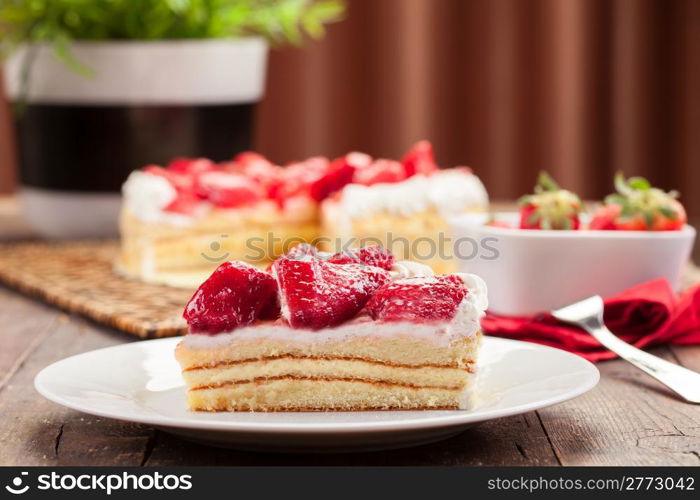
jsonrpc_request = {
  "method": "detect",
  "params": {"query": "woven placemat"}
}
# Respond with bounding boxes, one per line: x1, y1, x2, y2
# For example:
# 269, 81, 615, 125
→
0, 240, 697, 339
0, 240, 190, 338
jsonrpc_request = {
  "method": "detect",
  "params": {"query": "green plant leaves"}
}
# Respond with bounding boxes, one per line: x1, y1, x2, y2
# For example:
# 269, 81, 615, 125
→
0, 0, 347, 56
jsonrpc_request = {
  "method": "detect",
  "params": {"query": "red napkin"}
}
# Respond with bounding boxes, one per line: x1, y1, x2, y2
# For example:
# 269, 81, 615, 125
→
481, 278, 700, 362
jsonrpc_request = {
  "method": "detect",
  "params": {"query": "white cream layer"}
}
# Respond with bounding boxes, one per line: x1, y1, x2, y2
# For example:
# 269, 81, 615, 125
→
337, 169, 489, 219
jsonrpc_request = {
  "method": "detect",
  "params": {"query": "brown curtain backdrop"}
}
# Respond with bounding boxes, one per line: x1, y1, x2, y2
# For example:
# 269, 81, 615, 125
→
255, 0, 700, 220
1, 0, 699, 224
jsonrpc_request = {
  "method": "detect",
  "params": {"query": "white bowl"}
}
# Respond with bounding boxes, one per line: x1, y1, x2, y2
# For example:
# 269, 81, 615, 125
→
450, 212, 696, 316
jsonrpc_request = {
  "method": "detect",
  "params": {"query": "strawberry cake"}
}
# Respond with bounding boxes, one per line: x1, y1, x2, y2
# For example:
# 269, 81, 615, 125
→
118, 141, 488, 287
175, 245, 488, 411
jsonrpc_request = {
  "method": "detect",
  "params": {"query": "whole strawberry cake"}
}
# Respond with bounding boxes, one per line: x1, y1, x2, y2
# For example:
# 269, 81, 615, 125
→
175, 245, 488, 411
117, 142, 488, 287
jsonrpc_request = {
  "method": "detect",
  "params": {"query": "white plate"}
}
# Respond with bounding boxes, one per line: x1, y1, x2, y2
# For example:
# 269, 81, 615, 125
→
35, 337, 599, 453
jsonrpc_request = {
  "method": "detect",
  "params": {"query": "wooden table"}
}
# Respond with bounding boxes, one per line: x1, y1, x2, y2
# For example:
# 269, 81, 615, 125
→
1, 197, 699, 466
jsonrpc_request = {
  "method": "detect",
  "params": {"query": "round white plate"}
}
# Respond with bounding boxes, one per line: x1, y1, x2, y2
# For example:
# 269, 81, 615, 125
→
35, 336, 599, 453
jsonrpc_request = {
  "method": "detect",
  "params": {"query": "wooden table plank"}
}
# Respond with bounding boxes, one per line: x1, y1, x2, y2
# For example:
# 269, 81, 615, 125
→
1, 284, 699, 466
536, 346, 700, 466
0, 286, 59, 390
0, 298, 153, 466
669, 344, 700, 371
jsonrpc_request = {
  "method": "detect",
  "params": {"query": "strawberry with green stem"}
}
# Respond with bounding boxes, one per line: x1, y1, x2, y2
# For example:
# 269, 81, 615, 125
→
589, 173, 686, 231
518, 172, 583, 230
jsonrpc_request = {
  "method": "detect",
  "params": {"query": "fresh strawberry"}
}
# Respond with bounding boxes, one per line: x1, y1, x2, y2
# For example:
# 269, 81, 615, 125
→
485, 217, 513, 229
589, 173, 687, 231
167, 157, 216, 175
183, 261, 279, 334
401, 140, 439, 177
518, 172, 583, 230
353, 159, 406, 185
328, 245, 395, 270
309, 152, 370, 201
272, 258, 390, 329
195, 170, 264, 208
588, 204, 622, 230
367, 275, 468, 322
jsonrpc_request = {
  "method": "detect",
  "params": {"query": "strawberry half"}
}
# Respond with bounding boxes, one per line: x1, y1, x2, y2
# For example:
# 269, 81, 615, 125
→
589, 173, 687, 231
353, 159, 406, 185
328, 245, 395, 270
195, 170, 265, 208
518, 172, 583, 230
401, 140, 439, 177
183, 261, 280, 334
309, 152, 371, 201
272, 258, 390, 329
367, 275, 468, 322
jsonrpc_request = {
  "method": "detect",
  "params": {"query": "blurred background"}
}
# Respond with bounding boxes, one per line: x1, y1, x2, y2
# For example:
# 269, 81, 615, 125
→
1, 0, 699, 223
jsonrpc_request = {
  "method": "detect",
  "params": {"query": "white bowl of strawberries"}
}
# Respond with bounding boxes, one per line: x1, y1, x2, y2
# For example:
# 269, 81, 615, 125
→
451, 173, 696, 316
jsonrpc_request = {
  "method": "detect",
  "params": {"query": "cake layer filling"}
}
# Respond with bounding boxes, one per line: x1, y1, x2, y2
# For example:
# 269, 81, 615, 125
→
186, 378, 474, 411
182, 356, 475, 391
177, 332, 482, 368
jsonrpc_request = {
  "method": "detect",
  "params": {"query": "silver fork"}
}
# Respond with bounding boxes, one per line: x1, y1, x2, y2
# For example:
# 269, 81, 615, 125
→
552, 295, 700, 404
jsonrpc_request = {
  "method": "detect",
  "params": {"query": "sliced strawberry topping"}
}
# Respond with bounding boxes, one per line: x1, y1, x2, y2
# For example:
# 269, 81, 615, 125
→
183, 261, 279, 334
272, 258, 390, 329
195, 170, 265, 208
309, 152, 370, 201
164, 192, 200, 215
367, 275, 468, 322
285, 242, 319, 259
167, 157, 216, 175
354, 159, 406, 185
401, 140, 438, 177
272, 157, 329, 205
143, 165, 194, 193
328, 245, 395, 270
228, 152, 281, 194
143, 165, 200, 215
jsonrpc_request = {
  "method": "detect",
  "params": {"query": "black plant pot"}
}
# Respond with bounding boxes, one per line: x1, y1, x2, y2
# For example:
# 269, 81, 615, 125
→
4, 39, 268, 238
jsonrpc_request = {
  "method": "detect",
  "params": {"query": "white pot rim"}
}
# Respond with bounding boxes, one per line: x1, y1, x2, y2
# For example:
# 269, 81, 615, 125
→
4, 37, 268, 105
13, 37, 267, 49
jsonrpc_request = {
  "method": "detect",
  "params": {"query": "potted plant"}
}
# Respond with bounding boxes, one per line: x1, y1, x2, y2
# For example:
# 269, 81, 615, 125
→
0, 0, 344, 238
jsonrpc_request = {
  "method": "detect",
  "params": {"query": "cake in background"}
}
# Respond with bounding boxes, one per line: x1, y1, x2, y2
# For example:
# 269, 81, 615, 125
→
175, 245, 488, 411
118, 154, 319, 287
321, 142, 489, 274
117, 141, 489, 287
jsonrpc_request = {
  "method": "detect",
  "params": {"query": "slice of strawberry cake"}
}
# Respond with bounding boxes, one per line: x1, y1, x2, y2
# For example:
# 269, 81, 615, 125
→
320, 141, 489, 274
175, 245, 488, 411
118, 154, 321, 287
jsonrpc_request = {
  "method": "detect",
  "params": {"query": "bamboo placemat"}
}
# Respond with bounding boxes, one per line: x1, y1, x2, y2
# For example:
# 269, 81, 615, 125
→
0, 239, 697, 339
0, 240, 190, 338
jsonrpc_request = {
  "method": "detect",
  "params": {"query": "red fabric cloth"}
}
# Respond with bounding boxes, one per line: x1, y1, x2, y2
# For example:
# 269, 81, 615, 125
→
481, 278, 700, 362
